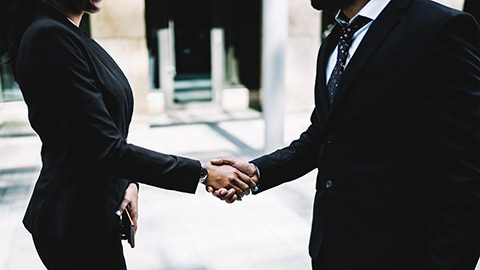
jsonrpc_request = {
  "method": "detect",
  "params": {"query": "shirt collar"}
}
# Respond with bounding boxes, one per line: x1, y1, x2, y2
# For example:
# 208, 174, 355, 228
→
67, 17, 78, 27
336, 0, 391, 25
38, 3, 82, 33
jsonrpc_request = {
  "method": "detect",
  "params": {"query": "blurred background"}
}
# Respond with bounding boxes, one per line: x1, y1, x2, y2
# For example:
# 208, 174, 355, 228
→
0, 0, 478, 269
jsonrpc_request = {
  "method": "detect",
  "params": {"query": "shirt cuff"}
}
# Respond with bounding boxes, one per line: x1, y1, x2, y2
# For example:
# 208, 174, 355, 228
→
253, 164, 261, 179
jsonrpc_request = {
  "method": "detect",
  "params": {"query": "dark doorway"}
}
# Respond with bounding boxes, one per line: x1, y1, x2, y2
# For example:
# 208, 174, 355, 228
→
145, 0, 260, 105
169, 1, 212, 103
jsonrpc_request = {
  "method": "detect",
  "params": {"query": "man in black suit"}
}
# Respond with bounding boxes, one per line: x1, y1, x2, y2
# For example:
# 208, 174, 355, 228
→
210, 0, 480, 269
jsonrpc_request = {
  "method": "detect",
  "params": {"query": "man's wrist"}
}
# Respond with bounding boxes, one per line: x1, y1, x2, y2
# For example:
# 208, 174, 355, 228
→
250, 163, 260, 192
199, 161, 208, 184
251, 163, 260, 179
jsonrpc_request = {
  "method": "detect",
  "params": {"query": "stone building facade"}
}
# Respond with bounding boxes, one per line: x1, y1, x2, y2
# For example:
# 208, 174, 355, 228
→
0, 0, 469, 128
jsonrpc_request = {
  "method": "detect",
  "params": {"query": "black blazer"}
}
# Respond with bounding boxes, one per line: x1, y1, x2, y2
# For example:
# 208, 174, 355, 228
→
16, 5, 201, 239
252, 0, 480, 269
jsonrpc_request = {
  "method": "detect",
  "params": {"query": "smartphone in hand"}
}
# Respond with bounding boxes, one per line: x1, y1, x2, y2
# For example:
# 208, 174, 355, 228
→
119, 209, 135, 248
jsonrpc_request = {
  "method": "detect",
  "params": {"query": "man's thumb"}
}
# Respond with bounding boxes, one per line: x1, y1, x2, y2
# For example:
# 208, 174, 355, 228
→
210, 158, 223, 165
211, 157, 235, 165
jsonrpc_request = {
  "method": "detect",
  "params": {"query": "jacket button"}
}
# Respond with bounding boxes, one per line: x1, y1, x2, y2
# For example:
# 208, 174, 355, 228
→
325, 179, 333, 189
326, 134, 334, 144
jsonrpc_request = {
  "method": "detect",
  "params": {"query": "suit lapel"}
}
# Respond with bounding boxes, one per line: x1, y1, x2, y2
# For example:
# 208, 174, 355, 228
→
326, 0, 412, 121
317, 24, 341, 121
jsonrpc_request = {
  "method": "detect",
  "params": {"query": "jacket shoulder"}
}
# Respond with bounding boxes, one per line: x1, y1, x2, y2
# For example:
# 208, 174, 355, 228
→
17, 15, 88, 83
402, 0, 478, 37
22, 15, 84, 48
408, 0, 472, 23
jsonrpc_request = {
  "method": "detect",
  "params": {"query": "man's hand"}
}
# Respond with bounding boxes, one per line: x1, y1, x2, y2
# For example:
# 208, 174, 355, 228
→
118, 183, 138, 248
211, 157, 258, 177
203, 163, 257, 200
207, 157, 259, 203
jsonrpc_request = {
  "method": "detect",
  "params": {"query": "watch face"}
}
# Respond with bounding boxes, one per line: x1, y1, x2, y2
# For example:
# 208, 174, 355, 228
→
200, 163, 208, 182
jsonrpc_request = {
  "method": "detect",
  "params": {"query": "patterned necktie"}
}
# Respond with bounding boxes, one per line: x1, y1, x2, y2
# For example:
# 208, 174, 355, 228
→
327, 15, 372, 105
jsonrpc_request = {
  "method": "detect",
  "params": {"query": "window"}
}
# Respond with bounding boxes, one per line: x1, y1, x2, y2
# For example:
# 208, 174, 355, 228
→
0, 59, 22, 101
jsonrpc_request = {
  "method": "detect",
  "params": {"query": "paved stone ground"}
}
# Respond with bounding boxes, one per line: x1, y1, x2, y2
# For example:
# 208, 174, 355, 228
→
0, 113, 317, 270
1, 112, 479, 270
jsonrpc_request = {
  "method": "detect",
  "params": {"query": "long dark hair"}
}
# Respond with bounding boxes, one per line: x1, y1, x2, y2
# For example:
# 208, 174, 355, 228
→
0, 0, 86, 74
0, 0, 40, 73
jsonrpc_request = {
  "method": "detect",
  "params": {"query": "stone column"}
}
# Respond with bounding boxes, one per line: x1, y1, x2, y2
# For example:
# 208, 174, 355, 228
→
211, 28, 225, 105
0, 72, 3, 102
262, 0, 289, 151
90, 1, 150, 127
0, 77, 3, 126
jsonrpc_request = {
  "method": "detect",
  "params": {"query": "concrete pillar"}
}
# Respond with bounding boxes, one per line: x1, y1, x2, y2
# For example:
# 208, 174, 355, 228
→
90, 1, 150, 127
211, 28, 225, 105
262, 0, 289, 151
0, 77, 3, 126
158, 23, 176, 110
285, 1, 320, 113
0, 73, 3, 103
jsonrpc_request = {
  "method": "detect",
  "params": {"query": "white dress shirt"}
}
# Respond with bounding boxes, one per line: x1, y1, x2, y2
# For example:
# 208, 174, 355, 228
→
326, 0, 391, 81
67, 17, 79, 27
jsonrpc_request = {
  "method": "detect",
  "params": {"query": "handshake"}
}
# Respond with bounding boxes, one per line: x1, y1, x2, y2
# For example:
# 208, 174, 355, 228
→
202, 157, 259, 203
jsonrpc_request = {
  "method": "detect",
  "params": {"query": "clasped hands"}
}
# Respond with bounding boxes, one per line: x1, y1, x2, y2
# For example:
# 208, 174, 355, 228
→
202, 157, 258, 203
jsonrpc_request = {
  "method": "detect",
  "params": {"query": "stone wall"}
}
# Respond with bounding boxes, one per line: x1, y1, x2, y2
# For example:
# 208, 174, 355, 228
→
285, 1, 321, 112
90, 1, 150, 126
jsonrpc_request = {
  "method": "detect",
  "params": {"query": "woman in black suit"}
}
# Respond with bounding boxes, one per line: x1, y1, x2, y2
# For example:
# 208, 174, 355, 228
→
0, 0, 255, 269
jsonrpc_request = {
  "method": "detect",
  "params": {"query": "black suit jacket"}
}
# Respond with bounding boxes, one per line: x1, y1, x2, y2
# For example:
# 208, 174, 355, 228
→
16, 5, 201, 239
252, 0, 480, 269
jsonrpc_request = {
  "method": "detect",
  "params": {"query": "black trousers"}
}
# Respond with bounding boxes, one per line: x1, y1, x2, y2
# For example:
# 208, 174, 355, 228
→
33, 228, 126, 270
312, 245, 330, 270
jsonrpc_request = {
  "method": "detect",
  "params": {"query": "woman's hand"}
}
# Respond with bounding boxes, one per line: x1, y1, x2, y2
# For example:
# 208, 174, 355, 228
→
118, 183, 139, 247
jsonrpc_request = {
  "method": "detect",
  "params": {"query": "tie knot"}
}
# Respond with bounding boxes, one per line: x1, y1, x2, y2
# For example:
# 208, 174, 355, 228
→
339, 15, 372, 41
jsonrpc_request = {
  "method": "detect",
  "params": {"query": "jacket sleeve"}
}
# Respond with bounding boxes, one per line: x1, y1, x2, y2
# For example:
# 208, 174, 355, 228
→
26, 26, 200, 194
416, 13, 480, 269
251, 109, 323, 192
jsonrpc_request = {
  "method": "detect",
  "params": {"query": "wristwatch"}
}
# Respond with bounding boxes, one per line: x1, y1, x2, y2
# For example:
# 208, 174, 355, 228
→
199, 162, 208, 183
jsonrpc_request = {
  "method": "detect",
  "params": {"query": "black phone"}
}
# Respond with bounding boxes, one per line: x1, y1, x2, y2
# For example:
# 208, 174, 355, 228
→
119, 210, 134, 248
